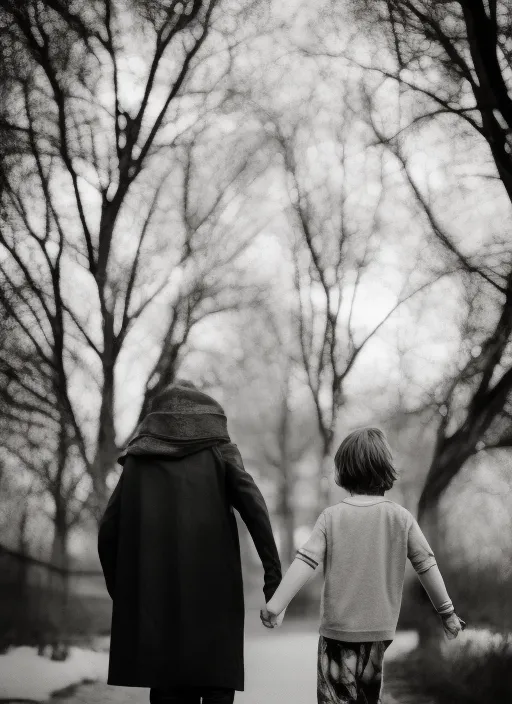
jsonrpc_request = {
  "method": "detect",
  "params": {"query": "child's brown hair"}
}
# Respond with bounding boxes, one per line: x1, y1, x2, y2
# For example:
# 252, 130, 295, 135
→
334, 427, 397, 495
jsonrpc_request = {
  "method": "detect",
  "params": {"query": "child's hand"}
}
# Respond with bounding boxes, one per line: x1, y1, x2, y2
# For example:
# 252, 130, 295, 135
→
260, 607, 274, 628
441, 612, 466, 639
260, 606, 286, 629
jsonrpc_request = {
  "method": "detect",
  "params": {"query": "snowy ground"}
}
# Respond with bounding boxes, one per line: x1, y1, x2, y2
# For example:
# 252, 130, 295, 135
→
0, 614, 509, 704
0, 646, 108, 702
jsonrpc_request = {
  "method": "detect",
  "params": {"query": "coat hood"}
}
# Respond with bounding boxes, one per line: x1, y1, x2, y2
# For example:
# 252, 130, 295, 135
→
117, 380, 230, 465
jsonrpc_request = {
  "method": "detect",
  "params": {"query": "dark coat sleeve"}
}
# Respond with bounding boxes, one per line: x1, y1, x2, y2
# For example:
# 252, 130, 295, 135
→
98, 471, 124, 599
217, 443, 282, 602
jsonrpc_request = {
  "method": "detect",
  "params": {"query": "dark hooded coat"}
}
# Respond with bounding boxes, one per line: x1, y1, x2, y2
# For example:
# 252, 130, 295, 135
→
97, 382, 281, 691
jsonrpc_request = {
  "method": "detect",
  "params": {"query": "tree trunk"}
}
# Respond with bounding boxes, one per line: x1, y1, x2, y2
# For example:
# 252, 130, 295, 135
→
51, 498, 70, 656
318, 452, 332, 514
138, 343, 180, 423
92, 356, 118, 515
276, 376, 296, 567
14, 501, 31, 651
51, 502, 69, 571
459, 3, 512, 203
279, 465, 295, 567
417, 430, 473, 523
281, 510, 295, 568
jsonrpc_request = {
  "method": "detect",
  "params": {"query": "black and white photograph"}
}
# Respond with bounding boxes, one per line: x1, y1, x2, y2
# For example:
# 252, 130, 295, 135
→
0, 1, 511, 703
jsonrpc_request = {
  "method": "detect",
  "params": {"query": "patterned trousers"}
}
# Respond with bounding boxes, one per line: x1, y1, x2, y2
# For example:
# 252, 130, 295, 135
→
317, 636, 392, 704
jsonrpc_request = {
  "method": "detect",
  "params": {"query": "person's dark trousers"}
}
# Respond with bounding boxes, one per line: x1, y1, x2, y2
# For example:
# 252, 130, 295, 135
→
150, 688, 235, 704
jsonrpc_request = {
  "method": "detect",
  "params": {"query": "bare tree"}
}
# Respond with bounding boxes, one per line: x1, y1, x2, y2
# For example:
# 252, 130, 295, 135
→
342, 0, 512, 533
295, 0, 512, 535
259, 102, 444, 511
351, 0, 512, 202
0, 216, 90, 570
0, 0, 273, 521
134, 124, 271, 423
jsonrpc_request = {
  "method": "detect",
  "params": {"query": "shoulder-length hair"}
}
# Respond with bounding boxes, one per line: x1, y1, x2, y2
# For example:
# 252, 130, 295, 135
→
334, 427, 397, 495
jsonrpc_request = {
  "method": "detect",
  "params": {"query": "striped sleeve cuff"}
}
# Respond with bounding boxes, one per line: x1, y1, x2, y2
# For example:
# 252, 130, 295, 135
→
414, 556, 437, 574
296, 549, 319, 569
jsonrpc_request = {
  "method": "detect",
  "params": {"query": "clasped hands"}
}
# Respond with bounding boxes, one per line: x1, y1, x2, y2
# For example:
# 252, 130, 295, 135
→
260, 605, 286, 629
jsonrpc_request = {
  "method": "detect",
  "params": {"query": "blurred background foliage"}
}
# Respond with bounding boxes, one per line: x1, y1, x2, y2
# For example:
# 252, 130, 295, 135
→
1, 0, 512, 698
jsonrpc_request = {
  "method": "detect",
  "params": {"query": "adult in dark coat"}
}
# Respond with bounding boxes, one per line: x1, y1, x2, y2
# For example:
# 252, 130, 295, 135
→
98, 380, 282, 704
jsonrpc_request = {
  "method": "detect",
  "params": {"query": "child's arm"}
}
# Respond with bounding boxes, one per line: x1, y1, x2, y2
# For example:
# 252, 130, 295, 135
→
261, 511, 327, 628
408, 517, 465, 639
418, 565, 465, 639
417, 563, 453, 614
263, 558, 317, 619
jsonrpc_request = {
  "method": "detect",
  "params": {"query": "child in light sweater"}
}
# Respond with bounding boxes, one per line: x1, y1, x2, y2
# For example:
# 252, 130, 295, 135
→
260, 427, 465, 704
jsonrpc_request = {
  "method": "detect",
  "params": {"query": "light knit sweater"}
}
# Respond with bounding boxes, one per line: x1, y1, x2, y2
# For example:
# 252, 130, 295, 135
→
296, 496, 437, 642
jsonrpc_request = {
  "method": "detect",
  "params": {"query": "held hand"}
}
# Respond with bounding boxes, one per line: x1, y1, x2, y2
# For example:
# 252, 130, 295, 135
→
260, 606, 286, 629
272, 608, 286, 628
260, 607, 274, 628
441, 612, 466, 640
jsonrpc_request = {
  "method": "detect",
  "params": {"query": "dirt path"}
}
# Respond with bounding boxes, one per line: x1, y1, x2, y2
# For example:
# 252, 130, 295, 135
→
52, 615, 427, 704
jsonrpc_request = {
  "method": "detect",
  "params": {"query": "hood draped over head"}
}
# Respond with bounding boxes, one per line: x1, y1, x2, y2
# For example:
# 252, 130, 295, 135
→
117, 379, 230, 465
